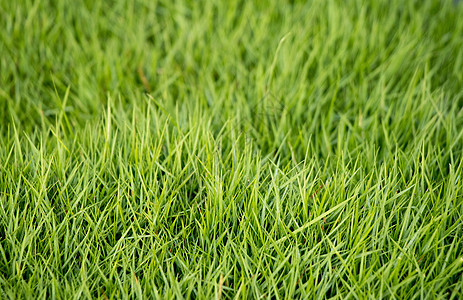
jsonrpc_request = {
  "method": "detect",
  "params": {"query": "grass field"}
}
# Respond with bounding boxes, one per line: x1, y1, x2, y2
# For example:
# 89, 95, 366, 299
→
1, 0, 463, 298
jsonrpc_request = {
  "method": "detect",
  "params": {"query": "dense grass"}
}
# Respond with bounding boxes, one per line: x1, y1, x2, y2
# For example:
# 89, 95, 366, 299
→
1, 0, 463, 298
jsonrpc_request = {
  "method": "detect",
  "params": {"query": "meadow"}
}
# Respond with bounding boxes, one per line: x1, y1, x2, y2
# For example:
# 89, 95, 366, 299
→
1, 0, 463, 298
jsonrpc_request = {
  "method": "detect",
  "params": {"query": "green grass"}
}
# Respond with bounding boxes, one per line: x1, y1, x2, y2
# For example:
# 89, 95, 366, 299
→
1, 0, 463, 298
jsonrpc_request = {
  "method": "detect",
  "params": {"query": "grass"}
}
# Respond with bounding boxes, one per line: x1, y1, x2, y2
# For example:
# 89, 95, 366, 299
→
1, 0, 463, 298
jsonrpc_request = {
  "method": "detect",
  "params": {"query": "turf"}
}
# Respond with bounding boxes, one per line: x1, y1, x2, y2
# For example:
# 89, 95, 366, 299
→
1, 0, 463, 298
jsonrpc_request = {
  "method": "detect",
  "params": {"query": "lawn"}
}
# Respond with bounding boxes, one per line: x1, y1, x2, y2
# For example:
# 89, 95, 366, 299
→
1, 0, 463, 298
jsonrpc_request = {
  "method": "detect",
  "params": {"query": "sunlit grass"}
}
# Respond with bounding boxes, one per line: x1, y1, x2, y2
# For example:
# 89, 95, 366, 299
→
1, 0, 463, 298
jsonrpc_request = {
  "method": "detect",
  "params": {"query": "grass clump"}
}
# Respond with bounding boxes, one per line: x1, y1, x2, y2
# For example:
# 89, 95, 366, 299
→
1, 0, 463, 298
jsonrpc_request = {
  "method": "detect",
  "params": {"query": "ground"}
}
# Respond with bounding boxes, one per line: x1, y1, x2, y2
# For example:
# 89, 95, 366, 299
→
1, 0, 463, 298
